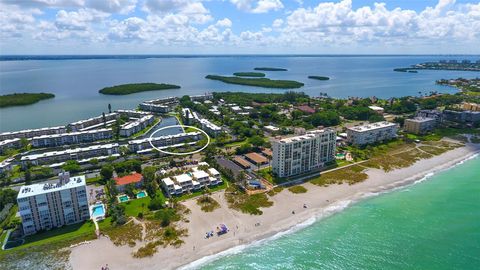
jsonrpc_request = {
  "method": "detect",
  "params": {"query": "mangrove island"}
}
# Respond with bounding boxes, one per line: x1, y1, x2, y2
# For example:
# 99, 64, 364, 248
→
0, 92, 55, 108
205, 75, 304, 89
308, 76, 330, 80
99, 83, 181, 95
254, 67, 288, 71
233, 72, 266, 77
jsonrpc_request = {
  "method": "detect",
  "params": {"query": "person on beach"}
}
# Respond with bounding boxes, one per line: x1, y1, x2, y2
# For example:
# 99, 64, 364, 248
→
292, 210, 295, 214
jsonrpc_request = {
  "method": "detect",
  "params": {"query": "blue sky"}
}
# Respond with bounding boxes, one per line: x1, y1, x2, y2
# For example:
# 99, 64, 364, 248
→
1, 0, 479, 54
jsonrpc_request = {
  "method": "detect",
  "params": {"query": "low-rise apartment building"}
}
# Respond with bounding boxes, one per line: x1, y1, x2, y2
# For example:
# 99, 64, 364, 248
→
128, 132, 202, 153
346, 121, 398, 146
0, 138, 22, 154
272, 129, 336, 178
21, 143, 119, 166
119, 115, 154, 137
199, 119, 221, 137
181, 108, 221, 137
443, 110, 480, 125
139, 97, 178, 113
68, 113, 118, 132
404, 117, 436, 134
31, 128, 112, 148
0, 126, 66, 141
17, 172, 90, 235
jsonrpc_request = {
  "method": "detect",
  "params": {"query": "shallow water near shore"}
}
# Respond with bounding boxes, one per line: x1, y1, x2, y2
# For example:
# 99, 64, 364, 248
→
195, 155, 480, 270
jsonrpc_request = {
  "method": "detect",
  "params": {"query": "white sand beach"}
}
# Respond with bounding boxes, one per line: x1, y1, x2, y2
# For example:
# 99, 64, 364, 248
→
69, 143, 480, 270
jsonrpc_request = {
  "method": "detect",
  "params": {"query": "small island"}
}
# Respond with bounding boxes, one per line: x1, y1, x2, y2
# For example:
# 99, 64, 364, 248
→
308, 76, 330, 81
0, 92, 55, 108
233, 72, 266, 77
205, 75, 304, 89
99, 83, 181, 95
254, 67, 288, 71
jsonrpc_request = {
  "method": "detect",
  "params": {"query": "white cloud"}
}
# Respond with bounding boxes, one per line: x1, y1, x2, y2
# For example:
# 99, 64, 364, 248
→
86, 0, 137, 14
1, 0, 480, 53
216, 18, 232, 27
230, 0, 283, 14
143, 0, 212, 24
1, 0, 136, 14
272, 18, 283, 27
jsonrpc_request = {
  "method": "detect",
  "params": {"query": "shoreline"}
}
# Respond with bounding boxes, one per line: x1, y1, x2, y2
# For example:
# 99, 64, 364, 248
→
69, 143, 480, 270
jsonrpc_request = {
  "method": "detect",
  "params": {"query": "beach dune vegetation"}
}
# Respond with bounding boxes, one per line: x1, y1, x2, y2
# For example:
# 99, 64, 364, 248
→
205, 75, 304, 89
0, 93, 55, 108
99, 83, 180, 95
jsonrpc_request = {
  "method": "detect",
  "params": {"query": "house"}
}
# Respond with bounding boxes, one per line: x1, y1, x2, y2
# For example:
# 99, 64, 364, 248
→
368, 106, 384, 114
114, 173, 143, 192
297, 105, 315, 114
263, 125, 280, 133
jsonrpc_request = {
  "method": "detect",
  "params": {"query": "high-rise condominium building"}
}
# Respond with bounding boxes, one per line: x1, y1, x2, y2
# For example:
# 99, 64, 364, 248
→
272, 129, 336, 178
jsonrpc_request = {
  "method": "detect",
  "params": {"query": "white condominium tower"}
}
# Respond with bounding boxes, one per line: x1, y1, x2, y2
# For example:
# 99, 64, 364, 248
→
17, 172, 90, 235
272, 129, 336, 178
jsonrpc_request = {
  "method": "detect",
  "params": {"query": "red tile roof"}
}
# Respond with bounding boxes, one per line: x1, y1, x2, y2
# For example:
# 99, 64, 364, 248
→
114, 173, 143, 186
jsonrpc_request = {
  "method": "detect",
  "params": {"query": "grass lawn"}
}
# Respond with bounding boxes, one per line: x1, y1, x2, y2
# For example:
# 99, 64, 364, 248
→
123, 196, 152, 217
257, 167, 288, 184
10, 221, 97, 251
224, 140, 247, 148
0, 230, 8, 246
86, 176, 102, 185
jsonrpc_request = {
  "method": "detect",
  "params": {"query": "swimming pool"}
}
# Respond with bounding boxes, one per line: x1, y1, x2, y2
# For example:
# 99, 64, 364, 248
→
118, 195, 129, 203
92, 205, 105, 217
136, 191, 147, 199
90, 203, 106, 220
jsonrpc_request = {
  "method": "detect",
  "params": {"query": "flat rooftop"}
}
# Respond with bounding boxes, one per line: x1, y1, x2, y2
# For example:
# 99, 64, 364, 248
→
245, 152, 268, 164
275, 129, 333, 144
406, 117, 436, 123
175, 174, 192, 183
348, 121, 397, 132
18, 175, 86, 199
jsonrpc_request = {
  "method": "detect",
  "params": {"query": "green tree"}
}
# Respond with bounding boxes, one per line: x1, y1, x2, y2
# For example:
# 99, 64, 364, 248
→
62, 160, 82, 173
100, 165, 114, 183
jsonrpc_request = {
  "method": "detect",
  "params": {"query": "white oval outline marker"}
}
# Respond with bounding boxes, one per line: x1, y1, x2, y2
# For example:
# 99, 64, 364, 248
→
148, 124, 210, 156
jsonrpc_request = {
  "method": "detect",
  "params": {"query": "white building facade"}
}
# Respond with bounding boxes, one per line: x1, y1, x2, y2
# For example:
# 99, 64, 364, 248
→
17, 172, 90, 235
272, 129, 336, 178
346, 121, 398, 146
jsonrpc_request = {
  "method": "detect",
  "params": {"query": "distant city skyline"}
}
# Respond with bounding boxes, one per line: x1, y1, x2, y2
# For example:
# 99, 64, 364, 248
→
1, 0, 479, 54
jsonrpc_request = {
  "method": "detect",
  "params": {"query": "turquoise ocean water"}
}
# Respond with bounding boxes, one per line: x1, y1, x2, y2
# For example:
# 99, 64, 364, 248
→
196, 155, 480, 270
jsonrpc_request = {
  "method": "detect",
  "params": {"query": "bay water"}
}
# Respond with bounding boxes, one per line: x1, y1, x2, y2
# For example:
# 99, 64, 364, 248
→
1, 55, 479, 132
